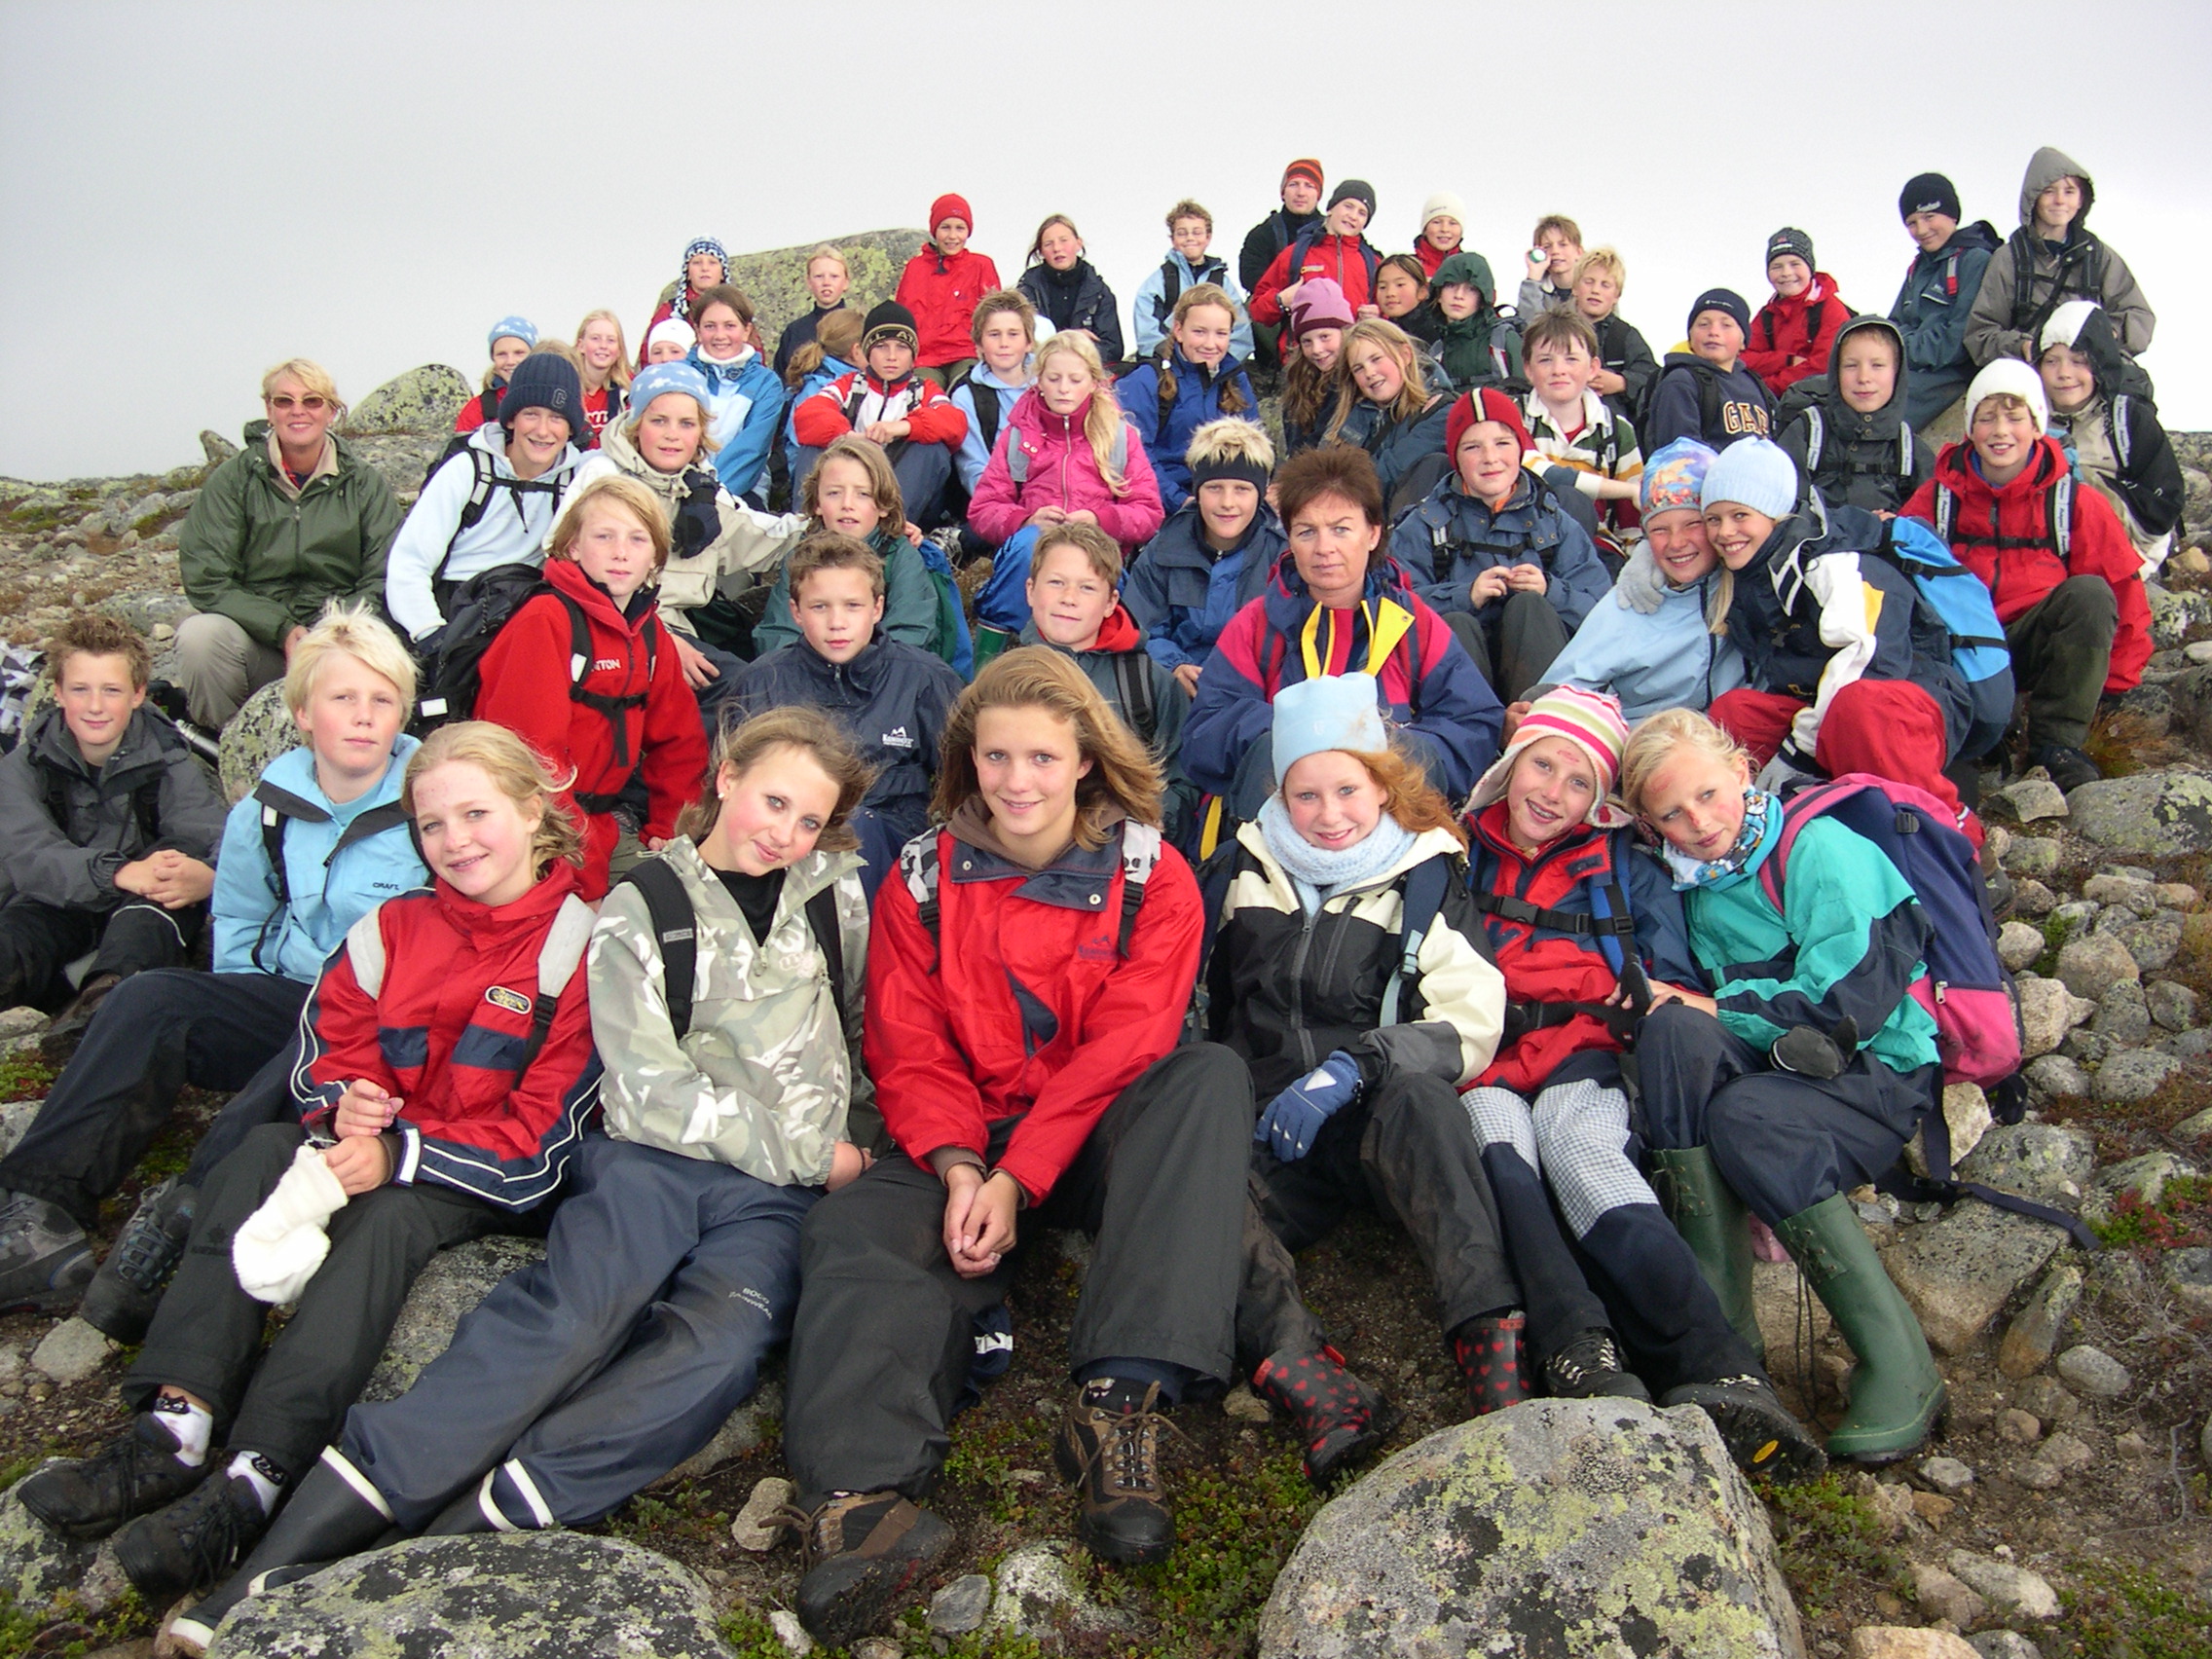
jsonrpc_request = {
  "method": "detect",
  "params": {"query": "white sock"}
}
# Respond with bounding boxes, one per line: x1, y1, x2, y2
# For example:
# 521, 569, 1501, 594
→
149, 1394, 211, 1466
229, 1451, 282, 1514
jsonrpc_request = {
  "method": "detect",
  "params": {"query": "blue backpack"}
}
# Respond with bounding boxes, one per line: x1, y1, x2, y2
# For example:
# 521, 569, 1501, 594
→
1872, 512, 2015, 749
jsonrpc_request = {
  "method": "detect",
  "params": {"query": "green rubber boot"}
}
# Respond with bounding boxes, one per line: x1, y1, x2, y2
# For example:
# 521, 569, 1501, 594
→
1774, 1194, 1946, 1464
1649, 1147, 1763, 1364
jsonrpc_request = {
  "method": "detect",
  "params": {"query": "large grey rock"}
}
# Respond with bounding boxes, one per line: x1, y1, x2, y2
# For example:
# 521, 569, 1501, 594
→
723, 229, 929, 351
2054, 1345, 2131, 1400
1910, 1562, 1987, 1627
0, 1484, 128, 1613
2083, 873, 2157, 914
1846, 1632, 1978, 1659
2021, 1054, 2090, 1101
1946, 1551, 2060, 1621
1957, 1123, 2095, 1206
2083, 1150, 2198, 1223
2065, 769, 2212, 857
2055, 932, 2139, 999
2092, 1049, 2183, 1104
217, 679, 307, 804
1997, 778, 2068, 824
358, 1235, 546, 1403
1257, 1399, 1805, 1659
343, 364, 472, 435
2092, 980, 2151, 1045
206, 1531, 732, 1657
929, 1574, 993, 1636
99, 589, 195, 634
2015, 977, 2095, 1060
2160, 1245, 2212, 1313
2147, 979, 2200, 1031
1997, 921, 2047, 973
1999, 834, 2060, 877
1882, 1198, 2065, 1354
31, 1317, 119, 1383
1967, 1634, 2045, 1659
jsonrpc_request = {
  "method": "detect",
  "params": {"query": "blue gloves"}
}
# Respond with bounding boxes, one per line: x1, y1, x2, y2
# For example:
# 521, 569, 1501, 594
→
1255, 1051, 1363, 1161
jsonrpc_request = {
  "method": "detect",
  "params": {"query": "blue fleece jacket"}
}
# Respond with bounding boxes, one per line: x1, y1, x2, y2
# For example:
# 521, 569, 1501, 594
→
949, 364, 1031, 495
1392, 470, 1613, 629
1889, 222, 2001, 427
687, 346, 784, 501
1116, 352, 1260, 513
1129, 251, 1255, 361
1543, 557, 1747, 719
1123, 502, 1285, 674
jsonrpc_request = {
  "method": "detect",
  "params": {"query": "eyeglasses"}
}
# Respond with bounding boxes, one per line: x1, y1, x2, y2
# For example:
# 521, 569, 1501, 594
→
267, 394, 329, 412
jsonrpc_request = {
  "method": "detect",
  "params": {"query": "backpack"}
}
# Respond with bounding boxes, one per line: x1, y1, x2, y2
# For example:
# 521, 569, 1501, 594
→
1792, 404, 1919, 495
246, 781, 413, 973
1758, 293, 1856, 356
899, 821, 1160, 972
912, 535, 976, 680
1421, 473, 1579, 577
954, 368, 1008, 460
615, 856, 846, 1041
1153, 255, 1229, 327
1469, 827, 1652, 1045
423, 446, 571, 579
1930, 472, 2075, 564
1864, 511, 2015, 741
1107, 650, 1158, 748
1006, 420, 1130, 487
418, 390, 498, 490
1671, 357, 1772, 444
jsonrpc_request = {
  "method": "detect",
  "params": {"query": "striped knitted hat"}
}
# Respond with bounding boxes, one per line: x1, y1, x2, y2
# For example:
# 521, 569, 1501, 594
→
1463, 685, 1633, 828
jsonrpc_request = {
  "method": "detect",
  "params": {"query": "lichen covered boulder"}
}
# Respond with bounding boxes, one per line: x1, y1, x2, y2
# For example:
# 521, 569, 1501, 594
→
2064, 769, 2212, 856
1257, 1398, 1805, 1659
344, 364, 472, 435
217, 678, 307, 803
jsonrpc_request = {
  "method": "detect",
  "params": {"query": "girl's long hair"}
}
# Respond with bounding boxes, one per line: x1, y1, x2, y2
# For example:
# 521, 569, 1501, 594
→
1326, 318, 1436, 442
1152, 285, 1248, 435
1031, 333, 1132, 498
573, 309, 634, 390
403, 721, 583, 877
677, 706, 876, 851
1282, 346, 1340, 433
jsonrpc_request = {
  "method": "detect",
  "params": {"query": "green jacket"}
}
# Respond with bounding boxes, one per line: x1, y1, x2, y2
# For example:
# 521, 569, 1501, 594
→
178, 422, 402, 646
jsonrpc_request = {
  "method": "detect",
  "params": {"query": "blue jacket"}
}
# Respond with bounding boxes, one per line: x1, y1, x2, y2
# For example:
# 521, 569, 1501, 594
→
1393, 470, 1613, 629
1124, 502, 1286, 674
1116, 352, 1260, 513
1889, 221, 2001, 427
1332, 396, 1453, 502
686, 346, 784, 501
1642, 353, 1773, 453
211, 735, 426, 981
1543, 553, 1747, 720
1129, 251, 1254, 361
783, 352, 858, 448
949, 364, 1030, 496
730, 635, 963, 816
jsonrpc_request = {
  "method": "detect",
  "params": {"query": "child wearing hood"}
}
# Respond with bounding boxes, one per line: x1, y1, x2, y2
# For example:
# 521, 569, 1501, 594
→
1428, 253, 1525, 391
1743, 229, 1853, 400
1773, 315, 1937, 515
2037, 301, 2184, 574
1967, 146, 2155, 369
641, 240, 729, 368
895, 194, 1003, 385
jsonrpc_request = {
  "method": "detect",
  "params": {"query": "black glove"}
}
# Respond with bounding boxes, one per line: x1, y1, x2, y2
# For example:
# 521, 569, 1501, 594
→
671, 471, 720, 561
1770, 1017, 1858, 1080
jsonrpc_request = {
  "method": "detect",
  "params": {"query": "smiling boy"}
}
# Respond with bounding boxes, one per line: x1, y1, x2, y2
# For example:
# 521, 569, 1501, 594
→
1643, 289, 1774, 453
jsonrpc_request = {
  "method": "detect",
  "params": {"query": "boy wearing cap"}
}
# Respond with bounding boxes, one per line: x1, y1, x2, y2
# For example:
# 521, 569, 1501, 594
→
1743, 229, 1853, 400
1642, 290, 1773, 453
1248, 181, 1385, 358
1239, 159, 1326, 367
1888, 174, 2002, 428
1901, 360, 2149, 792
895, 194, 1002, 385
792, 302, 969, 527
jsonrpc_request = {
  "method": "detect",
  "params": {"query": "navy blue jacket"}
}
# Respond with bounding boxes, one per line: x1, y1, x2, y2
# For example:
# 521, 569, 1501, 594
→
1123, 502, 1286, 674
1331, 395, 1453, 504
1017, 260, 1125, 367
1117, 352, 1260, 513
730, 634, 963, 815
1393, 469, 1613, 629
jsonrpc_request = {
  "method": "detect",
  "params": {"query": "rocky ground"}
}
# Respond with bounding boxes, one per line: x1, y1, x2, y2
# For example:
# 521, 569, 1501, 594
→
0, 394, 2205, 1658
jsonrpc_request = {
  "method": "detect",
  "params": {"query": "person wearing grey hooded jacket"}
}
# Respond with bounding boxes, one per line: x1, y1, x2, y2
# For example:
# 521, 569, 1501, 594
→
1966, 146, 2156, 369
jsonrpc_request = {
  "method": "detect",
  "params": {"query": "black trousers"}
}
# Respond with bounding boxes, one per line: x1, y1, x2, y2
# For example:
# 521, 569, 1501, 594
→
124, 1123, 508, 1479
0, 896, 201, 1010
782, 1044, 1250, 1508
1443, 590, 1571, 705
2006, 574, 2118, 751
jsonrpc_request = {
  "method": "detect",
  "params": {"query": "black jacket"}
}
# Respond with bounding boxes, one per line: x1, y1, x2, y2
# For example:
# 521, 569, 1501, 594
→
1017, 261, 1125, 365
1592, 313, 1660, 424
729, 635, 963, 812
1774, 315, 1936, 514
1238, 207, 1321, 295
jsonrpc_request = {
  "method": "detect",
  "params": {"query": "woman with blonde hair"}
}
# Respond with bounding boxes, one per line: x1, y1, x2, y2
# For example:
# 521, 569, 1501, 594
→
779, 646, 1249, 1646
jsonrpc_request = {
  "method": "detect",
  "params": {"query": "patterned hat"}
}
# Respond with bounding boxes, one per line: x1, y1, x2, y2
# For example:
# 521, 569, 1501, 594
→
1640, 437, 1720, 518
627, 360, 712, 415
487, 314, 537, 351
1464, 686, 1633, 828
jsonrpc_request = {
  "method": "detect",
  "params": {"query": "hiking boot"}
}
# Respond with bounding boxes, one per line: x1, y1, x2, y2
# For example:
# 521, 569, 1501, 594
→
81, 1177, 197, 1344
162, 1559, 329, 1657
2031, 744, 2100, 793
1451, 1311, 1531, 1416
1251, 1346, 1395, 1490
1540, 1329, 1651, 1402
789, 1491, 953, 1646
1662, 1375, 1827, 1483
1052, 1380, 1182, 1565
114, 1461, 277, 1604
41, 973, 121, 1064
0, 1190, 93, 1314
16, 1410, 209, 1540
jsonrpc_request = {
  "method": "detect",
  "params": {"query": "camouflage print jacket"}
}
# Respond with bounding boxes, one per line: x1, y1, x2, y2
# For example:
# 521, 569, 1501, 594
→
586, 835, 873, 1186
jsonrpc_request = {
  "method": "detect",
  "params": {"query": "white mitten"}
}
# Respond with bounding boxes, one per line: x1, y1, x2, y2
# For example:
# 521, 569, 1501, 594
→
233, 1143, 350, 1304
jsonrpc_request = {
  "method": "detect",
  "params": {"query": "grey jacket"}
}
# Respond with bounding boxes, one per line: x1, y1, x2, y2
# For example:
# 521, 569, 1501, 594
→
1966, 146, 2155, 366
0, 706, 225, 909
586, 836, 872, 1187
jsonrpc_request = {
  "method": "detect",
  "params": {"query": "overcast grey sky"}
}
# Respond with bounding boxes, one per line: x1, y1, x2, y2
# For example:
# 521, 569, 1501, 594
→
4, 0, 2208, 482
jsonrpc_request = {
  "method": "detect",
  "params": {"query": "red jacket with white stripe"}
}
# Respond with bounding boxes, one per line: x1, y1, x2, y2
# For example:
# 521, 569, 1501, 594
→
791, 369, 970, 450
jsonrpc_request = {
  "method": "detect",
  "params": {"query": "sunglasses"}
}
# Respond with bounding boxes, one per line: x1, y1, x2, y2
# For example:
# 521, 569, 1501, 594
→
267, 394, 329, 412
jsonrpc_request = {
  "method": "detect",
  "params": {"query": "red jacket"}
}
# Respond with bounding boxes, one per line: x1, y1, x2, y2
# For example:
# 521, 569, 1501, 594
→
1901, 437, 2151, 694
295, 864, 600, 1211
1414, 240, 1457, 279
475, 558, 709, 898
1742, 274, 1851, 397
791, 368, 970, 450
967, 388, 1165, 552
864, 823, 1202, 1204
1248, 234, 1381, 331
895, 243, 1005, 368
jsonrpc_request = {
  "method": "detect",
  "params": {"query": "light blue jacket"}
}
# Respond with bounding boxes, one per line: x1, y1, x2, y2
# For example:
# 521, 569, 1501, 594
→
210, 735, 427, 981
1129, 251, 1254, 360
949, 363, 1031, 494
1543, 554, 1746, 720
687, 346, 783, 502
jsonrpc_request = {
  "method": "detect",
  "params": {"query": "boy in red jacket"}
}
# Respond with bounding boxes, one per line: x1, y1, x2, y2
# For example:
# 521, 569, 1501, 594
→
895, 193, 1002, 385
791, 302, 968, 528
1743, 228, 1853, 399
1900, 360, 2150, 791
781, 647, 1250, 1648
476, 475, 709, 899
1248, 181, 1385, 359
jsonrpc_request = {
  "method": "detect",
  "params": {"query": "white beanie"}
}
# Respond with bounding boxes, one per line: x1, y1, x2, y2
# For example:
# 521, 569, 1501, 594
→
1964, 358, 2049, 433
646, 316, 696, 354
1420, 192, 1467, 231
2037, 298, 2098, 357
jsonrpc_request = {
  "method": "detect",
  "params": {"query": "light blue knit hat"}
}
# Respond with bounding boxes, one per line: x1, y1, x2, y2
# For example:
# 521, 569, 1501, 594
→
627, 360, 713, 414
487, 314, 538, 351
1700, 436, 1797, 519
1273, 673, 1388, 783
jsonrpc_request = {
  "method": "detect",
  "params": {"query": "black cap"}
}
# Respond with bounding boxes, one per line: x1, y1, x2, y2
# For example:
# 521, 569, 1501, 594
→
1899, 172, 1962, 223
1686, 287, 1751, 340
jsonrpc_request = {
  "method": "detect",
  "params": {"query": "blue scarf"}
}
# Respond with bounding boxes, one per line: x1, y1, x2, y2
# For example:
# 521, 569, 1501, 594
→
1257, 795, 1418, 916
1661, 789, 1782, 892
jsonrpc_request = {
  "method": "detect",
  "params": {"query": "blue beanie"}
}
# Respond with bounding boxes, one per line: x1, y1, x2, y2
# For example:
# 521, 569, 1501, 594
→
1273, 673, 1388, 783
1700, 437, 1797, 519
683, 237, 728, 269
497, 351, 585, 436
627, 360, 713, 415
1686, 287, 1751, 340
487, 314, 538, 351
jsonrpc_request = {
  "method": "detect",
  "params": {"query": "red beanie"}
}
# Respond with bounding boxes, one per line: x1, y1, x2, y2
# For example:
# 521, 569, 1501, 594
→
1446, 387, 1532, 458
929, 193, 974, 237
1282, 159, 1324, 192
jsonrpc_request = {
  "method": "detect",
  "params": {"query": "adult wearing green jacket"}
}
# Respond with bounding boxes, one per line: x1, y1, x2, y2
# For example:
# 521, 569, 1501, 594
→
174, 361, 401, 728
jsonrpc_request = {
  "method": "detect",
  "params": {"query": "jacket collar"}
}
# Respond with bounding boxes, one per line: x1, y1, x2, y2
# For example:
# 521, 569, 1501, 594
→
943, 808, 1131, 912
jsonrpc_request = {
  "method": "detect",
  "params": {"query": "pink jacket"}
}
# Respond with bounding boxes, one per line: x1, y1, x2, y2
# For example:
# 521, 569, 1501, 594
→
967, 388, 1165, 552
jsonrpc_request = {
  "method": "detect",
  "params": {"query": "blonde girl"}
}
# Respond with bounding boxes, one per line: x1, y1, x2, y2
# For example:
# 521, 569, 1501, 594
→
1326, 318, 1452, 504
1117, 284, 1259, 514
573, 309, 633, 448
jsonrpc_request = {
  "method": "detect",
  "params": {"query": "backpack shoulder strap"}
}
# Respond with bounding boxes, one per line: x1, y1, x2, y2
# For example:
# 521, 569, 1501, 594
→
520, 893, 598, 1071
1934, 483, 1956, 544
804, 881, 847, 1034
2049, 473, 2074, 561
1380, 854, 1452, 1026
249, 781, 331, 915
1898, 422, 1916, 481
899, 831, 944, 971
1802, 406, 1825, 472
1110, 650, 1157, 746
440, 447, 500, 572
1116, 821, 1162, 958
619, 857, 698, 1042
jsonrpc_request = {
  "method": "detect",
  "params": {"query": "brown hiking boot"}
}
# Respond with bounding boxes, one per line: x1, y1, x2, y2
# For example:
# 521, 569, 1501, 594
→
42, 973, 121, 1063
789, 1491, 951, 1646
1052, 1379, 1186, 1565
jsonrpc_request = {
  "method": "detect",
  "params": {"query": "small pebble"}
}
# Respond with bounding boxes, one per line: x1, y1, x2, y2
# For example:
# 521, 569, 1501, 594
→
2041, 1431, 2092, 1471
928, 1573, 994, 1636
2010, 1458, 2062, 1491
2114, 1429, 2152, 1456
767, 1609, 814, 1655
1222, 1382, 1272, 1423
2054, 1345, 2131, 1400
1996, 1408, 2042, 1443
1921, 1456, 1976, 1494
729, 1476, 793, 1552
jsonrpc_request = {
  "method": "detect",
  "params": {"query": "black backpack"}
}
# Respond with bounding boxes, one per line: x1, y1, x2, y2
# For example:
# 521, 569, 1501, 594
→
618, 856, 845, 1041
419, 446, 571, 585
1151, 254, 1229, 329
245, 782, 413, 972
1674, 357, 1772, 444
954, 367, 1007, 460
419, 392, 500, 490
1107, 651, 1158, 748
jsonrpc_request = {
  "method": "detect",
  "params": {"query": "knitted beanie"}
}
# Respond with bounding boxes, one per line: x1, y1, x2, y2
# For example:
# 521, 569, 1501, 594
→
1640, 438, 1720, 518
1686, 287, 1751, 339
1328, 179, 1377, 221
1419, 192, 1468, 232
682, 237, 729, 272
1765, 227, 1816, 271
1288, 277, 1355, 339
1446, 387, 1532, 459
627, 360, 713, 415
645, 317, 696, 356
1898, 173, 1962, 223
862, 301, 920, 353
1700, 437, 1797, 518
2038, 299, 2099, 357
1464, 685, 1633, 827
1282, 158, 1324, 193
929, 194, 974, 236
487, 314, 537, 351
498, 351, 585, 435
1273, 673, 1387, 782
1965, 358, 2050, 434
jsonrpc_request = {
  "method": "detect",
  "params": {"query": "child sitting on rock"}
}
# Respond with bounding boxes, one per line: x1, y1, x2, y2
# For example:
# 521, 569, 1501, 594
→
453, 316, 535, 434
774, 243, 852, 377
1773, 316, 1936, 515
2037, 301, 2185, 575
791, 302, 969, 528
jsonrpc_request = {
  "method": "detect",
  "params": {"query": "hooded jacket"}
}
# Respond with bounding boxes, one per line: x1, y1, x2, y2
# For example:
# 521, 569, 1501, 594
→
895, 240, 1005, 368
1542, 548, 1748, 720
386, 424, 581, 641
0, 706, 226, 911
1131, 251, 1254, 361
1210, 821, 1505, 1099
1123, 502, 1287, 674
210, 734, 426, 981
1429, 309, 1525, 393
474, 558, 709, 900
1889, 219, 2002, 424
1743, 272, 1854, 398
748, 525, 949, 662
687, 345, 785, 502
866, 820, 1204, 1205
180, 424, 401, 648
1186, 554, 1502, 816
1019, 605, 1198, 847
1248, 231, 1384, 340
1966, 147, 2155, 367
294, 863, 601, 1211
1017, 259, 1126, 366
1116, 353, 1261, 513
2043, 305, 2185, 558
967, 388, 1166, 552
1773, 316, 1937, 514
589, 836, 871, 1187
1900, 435, 2151, 693
730, 633, 963, 817
792, 367, 969, 451
1392, 468, 1613, 630
1329, 395, 1454, 503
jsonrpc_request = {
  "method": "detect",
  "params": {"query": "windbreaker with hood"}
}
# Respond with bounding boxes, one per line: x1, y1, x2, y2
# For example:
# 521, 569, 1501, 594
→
1131, 251, 1254, 361
687, 345, 785, 502
966, 388, 1166, 552
748, 525, 949, 661
1966, 146, 2155, 368
894, 240, 1005, 369
385, 423, 581, 642
1773, 316, 1938, 514
1742, 272, 1855, 398
1116, 352, 1261, 513
2040, 303, 2185, 566
1541, 548, 1747, 720
1123, 502, 1287, 675
1016, 259, 1125, 367
1889, 218, 2002, 424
